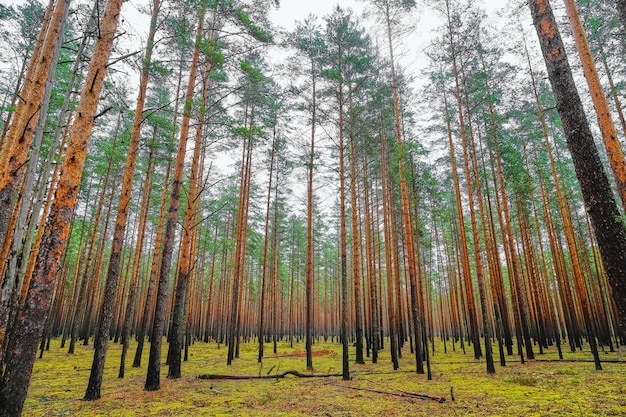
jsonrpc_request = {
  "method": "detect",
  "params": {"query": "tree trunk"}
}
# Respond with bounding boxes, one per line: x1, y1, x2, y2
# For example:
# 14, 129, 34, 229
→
348, 92, 365, 365
305, 56, 316, 372
168, 42, 214, 378
84, 0, 161, 400
258, 130, 276, 363
443, 0, 482, 360
144, 4, 206, 392
119, 136, 155, 378
0, 0, 68, 352
0, 0, 123, 412
563, 0, 626, 212
529, 0, 626, 343
0, 0, 66, 258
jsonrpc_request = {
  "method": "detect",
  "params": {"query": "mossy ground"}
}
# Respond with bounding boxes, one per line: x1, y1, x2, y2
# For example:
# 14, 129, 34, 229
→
24, 337, 626, 416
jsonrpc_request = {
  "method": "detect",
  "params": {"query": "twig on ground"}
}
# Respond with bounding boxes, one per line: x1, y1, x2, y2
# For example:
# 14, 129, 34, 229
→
197, 369, 343, 380
335, 383, 446, 403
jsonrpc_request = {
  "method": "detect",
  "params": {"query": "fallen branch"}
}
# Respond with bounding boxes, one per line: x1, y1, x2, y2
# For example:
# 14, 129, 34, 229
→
197, 369, 343, 380
336, 384, 446, 403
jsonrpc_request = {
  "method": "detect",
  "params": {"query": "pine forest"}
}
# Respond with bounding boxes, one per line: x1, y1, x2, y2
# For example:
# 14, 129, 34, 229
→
0, 0, 625, 415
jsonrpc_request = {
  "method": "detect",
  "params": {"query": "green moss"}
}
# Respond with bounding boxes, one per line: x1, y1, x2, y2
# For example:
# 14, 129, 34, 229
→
23, 339, 626, 416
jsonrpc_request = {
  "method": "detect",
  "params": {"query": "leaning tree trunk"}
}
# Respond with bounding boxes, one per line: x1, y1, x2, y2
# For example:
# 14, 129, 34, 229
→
563, 0, 626, 213
83, 0, 161, 400
0, 0, 123, 413
0, 0, 69, 361
0, 0, 66, 260
529, 0, 626, 338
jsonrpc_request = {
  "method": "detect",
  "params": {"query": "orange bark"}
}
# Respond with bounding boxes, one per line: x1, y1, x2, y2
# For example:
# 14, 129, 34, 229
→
0, 0, 66, 253
0, 0, 123, 412
563, 0, 626, 212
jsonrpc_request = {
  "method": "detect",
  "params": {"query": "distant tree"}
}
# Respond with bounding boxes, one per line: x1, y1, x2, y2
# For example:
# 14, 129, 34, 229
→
290, 14, 324, 371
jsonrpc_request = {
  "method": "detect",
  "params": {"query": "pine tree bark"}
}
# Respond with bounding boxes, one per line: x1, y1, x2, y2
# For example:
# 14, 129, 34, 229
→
383, 0, 423, 374
168, 44, 214, 378
443, 0, 482, 359
563, 0, 626, 212
84, 0, 161, 399
119, 136, 155, 378
529, 0, 626, 337
348, 92, 365, 365
0, 0, 66, 258
0, 0, 68, 350
0, 0, 123, 412
145, 4, 205, 390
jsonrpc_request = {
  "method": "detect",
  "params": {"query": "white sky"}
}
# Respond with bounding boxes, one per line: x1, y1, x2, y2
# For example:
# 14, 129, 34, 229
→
266, 0, 514, 88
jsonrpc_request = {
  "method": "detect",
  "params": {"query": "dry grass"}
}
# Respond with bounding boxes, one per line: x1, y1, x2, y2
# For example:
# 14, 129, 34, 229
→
23, 337, 626, 416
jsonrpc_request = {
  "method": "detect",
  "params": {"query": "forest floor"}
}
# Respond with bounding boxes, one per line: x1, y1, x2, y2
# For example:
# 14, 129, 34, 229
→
23, 337, 626, 416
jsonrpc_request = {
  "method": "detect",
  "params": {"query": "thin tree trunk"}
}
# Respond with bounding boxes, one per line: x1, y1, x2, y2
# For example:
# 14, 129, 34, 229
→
305, 56, 316, 371
84, 0, 161, 399
348, 92, 364, 365
443, 1, 482, 358
168, 39, 214, 378
258, 130, 276, 362
144, 4, 206, 391
119, 136, 155, 378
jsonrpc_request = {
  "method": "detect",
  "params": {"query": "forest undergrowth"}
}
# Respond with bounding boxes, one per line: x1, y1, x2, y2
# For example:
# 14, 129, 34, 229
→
23, 338, 626, 416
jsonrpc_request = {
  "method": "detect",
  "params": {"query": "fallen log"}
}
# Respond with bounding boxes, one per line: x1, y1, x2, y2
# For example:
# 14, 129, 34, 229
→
197, 369, 343, 380
336, 384, 446, 403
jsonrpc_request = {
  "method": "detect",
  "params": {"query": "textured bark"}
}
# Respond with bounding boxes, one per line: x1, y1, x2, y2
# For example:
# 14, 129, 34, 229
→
529, 0, 626, 338
0, 0, 122, 412
597, 48, 626, 144
119, 138, 154, 378
145, 5, 205, 391
84, 0, 161, 400
563, 0, 626, 212
168, 45, 213, 379
0, 0, 65, 259
0, 0, 68, 350
17, 1, 95, 323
